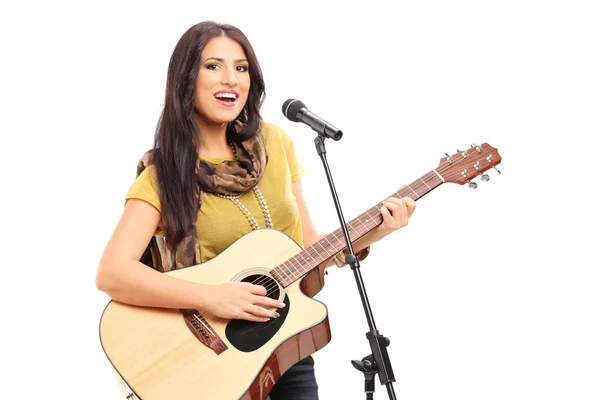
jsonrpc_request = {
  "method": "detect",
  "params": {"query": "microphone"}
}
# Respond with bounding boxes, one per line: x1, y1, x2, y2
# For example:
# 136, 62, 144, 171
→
282, 99, 343, 141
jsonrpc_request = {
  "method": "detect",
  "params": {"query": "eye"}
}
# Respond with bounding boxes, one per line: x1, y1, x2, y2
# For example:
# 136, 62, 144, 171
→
205, 63, 220, 71
236, 65, 249, 72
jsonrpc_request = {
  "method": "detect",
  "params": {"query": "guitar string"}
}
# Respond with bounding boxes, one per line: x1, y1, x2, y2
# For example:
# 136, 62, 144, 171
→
245, 166, 445, 296
247, 147, 494, 296
244, 162, 447, 293
195, 151, 494, 331
245, 150, 495, 308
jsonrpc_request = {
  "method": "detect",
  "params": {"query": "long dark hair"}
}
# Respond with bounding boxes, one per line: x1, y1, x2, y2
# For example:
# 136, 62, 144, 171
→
153, 21, 266, 248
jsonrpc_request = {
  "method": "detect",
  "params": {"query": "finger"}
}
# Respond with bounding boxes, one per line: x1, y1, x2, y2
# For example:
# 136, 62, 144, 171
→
253, 295, 286, 309
385, 200, 408, 227
247, 284, 267, 296
383, 200, 402, 214
238, 311, 270, 323
399, 202, 409, 226
383, 200, 404, 222
388, 198, 413, 225
397, 199, 410, 226
383, 197, 405, 206
404, 197, 416, 217
380, 204, 395, 225
246, 303, 280, 319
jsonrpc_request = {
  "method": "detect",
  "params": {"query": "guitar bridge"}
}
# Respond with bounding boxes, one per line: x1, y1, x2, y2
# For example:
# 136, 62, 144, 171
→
181, 309, 228, 355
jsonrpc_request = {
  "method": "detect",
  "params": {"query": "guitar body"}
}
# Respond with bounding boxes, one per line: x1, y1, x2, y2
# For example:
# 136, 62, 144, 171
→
99, 229, 332, 400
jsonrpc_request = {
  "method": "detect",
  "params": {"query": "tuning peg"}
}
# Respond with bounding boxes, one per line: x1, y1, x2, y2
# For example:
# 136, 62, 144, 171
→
493, 166, 501, 174
480, 174, 490, 182
468, 180, 478, 189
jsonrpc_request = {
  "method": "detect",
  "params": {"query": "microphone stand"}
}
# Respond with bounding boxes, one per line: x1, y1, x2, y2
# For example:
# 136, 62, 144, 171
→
313, 135, 397, 400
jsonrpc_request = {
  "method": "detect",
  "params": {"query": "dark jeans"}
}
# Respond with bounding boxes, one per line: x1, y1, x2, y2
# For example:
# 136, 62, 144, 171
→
266, 356, 319, 400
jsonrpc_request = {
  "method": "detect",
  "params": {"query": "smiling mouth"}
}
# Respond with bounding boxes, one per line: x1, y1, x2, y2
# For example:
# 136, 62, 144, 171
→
214, 93, 238, 103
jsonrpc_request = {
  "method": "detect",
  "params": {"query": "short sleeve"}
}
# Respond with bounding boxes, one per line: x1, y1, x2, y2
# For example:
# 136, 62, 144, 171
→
125, 164, 161, 212
277, 126, 305, 183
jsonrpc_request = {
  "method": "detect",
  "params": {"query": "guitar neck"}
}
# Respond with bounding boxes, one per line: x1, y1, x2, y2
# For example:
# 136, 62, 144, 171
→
271, 170, 444, 287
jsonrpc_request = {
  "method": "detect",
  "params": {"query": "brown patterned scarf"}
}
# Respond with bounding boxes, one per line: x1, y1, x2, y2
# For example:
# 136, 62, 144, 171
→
136, 135, 268, 272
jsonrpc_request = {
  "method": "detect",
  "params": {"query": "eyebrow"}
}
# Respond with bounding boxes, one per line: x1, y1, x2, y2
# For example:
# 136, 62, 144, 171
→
203, 57, 248, 63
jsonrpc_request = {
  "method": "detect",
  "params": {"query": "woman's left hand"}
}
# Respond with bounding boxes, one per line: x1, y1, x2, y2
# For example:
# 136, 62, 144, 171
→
375, 195, 417, 238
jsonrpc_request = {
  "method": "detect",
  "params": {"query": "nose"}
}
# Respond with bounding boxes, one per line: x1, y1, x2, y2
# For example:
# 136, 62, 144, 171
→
220, 66, 238, 86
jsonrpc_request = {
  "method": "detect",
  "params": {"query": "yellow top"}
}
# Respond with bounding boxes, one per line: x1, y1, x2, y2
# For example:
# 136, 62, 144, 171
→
125, 122, 305, 262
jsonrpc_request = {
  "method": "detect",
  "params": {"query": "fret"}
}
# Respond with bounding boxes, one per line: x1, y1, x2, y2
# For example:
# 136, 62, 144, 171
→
407, 184, 419, 198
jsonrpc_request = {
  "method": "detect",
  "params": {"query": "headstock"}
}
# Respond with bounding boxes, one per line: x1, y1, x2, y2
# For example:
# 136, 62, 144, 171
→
437, 143, 502, 188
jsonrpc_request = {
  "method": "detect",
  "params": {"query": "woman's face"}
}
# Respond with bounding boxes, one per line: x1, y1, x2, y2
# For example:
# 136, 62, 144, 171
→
194, 36, 251, 127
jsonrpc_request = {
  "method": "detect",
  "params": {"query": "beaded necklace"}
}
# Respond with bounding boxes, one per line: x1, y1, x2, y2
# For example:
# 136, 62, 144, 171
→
214, 142, 273, 230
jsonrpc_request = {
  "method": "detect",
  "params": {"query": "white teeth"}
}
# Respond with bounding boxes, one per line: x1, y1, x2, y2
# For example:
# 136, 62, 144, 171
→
215, 93, 237, 99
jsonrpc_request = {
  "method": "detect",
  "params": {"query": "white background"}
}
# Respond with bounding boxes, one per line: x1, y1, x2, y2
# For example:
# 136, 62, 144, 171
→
1, 1, 599, 399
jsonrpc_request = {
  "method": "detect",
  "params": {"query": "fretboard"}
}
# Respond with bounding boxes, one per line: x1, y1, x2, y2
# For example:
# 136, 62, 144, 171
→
270, 170, 444, 287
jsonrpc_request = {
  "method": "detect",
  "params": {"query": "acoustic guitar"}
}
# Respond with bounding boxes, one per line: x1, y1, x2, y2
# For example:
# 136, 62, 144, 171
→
99, 143, 502, 399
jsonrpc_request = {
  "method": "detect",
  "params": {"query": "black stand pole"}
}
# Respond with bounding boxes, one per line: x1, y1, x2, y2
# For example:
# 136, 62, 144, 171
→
313, 135, 397, 400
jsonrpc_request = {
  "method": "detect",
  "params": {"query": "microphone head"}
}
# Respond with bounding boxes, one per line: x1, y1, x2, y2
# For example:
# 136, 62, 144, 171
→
282, 98, 305, 122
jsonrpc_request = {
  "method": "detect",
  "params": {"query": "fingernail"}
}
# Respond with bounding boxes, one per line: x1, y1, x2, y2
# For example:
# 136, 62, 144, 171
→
274, 312, 280, 318
279, 303, 286, 308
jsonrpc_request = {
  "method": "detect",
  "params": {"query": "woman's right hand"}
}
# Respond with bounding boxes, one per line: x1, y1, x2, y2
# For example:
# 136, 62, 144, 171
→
203, 282, 285, 322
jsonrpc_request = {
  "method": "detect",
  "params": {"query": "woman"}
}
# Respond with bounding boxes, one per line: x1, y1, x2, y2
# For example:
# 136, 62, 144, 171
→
96, 21, 416, 399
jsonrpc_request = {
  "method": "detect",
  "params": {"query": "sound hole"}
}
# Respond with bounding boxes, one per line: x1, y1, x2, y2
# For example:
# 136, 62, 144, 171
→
225, 274, 290, 353
241, 273, 281, 302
